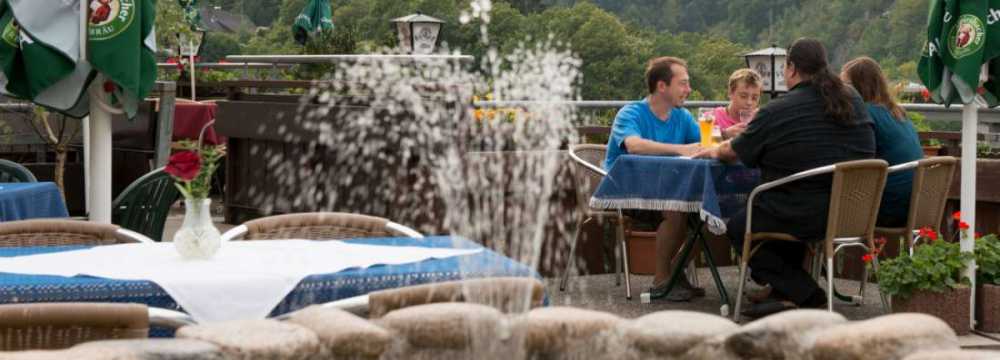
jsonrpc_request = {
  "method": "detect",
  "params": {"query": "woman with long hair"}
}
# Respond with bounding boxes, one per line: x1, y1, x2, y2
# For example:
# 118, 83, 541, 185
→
695, 38, 876, 317
841, 57, 923, 227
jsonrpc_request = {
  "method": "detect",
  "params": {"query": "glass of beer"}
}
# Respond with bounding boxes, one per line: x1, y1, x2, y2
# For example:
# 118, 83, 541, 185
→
698, 108, 715, 147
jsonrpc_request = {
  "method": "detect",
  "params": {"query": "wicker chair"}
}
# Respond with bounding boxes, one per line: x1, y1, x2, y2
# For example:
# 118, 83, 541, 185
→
733, 159, 889, 322
0, 220, 153, 248
0, 303, 195, 351
875, 156, 957, 255
561, 144, 634, 299
112, 168, 181, 242
221, 212, 423, 241
0, 159, 37, 183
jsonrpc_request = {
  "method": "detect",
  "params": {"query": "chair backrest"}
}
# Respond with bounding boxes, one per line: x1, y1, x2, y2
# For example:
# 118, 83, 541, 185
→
238, 212, 420, 240
906, 156, 957, 233
825, 159, 889, 252
0, 220, 135, 247
112, 168, 180, 242
0, 159, 37, 183
0, 303, 148, 351
568, 144, 608, 209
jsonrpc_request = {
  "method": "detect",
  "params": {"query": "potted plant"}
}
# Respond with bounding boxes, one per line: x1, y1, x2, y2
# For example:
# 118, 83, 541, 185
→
165, 140, 226, 259
909, 111, 942, 156
976, 234, 1000, 332
877, 227, 974, 335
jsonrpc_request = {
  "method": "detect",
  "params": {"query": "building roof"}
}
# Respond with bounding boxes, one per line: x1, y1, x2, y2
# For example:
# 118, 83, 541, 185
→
198, 6, 253, 33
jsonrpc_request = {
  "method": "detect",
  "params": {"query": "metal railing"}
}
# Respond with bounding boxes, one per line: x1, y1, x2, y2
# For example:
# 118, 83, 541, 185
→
225, 54, 476, 64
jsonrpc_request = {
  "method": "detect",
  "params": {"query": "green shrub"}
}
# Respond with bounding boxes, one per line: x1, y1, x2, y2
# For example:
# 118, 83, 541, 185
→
976, 234, 1000, 285
877, 239, 973, 299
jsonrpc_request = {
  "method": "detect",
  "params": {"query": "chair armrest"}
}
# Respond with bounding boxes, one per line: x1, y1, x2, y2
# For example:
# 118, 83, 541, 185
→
221, 224, 248, 242
116, 228, 155, 243
888, 160, 919, 173
745, 164, 837, 236
148, 307, 196, 329
386, 222, 424, 238
568, 148, 608, 177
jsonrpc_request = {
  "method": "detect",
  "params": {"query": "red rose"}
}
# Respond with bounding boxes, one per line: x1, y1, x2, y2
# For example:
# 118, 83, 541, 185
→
165, 151, 202, 181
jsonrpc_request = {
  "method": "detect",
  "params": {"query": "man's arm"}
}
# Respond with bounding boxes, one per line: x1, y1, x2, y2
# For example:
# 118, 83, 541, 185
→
692, 139, 739, 162
624, 136, 703, 157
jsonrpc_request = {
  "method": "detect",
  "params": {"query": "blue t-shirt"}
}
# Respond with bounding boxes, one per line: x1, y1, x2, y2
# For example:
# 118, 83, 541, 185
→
869, 104, 923, 221
603, 99, 701, 170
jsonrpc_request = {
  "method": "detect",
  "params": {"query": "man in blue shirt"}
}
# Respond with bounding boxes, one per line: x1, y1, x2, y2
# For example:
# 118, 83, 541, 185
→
604, 56, 703, 301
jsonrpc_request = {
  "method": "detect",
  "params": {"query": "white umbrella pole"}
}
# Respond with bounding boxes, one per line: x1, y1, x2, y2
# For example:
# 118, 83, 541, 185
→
88, 92, 113, 224
961, 102, 978, 330
189, 39, 196, 101
80, 0, 112, 224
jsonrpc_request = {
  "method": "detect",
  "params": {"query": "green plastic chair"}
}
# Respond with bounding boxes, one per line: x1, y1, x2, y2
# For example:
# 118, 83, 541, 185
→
0, 159, 37, 183
112, 167, 180, 242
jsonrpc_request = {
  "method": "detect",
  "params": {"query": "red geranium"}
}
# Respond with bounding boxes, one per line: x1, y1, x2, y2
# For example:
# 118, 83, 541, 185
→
862, 253, 873, 263
953, 211, 962, 221
918, 226, 939, 241
959, 221, 970, 231
165, 151, 201, 181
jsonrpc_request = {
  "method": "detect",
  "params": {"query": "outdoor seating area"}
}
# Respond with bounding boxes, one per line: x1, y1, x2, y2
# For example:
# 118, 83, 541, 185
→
7, 0, 1000, 358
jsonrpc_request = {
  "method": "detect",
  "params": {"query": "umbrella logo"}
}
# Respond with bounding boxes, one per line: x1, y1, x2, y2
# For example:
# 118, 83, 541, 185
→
1, 20, 18, 48
949, 14, 985, 59
88, 0, 136, 41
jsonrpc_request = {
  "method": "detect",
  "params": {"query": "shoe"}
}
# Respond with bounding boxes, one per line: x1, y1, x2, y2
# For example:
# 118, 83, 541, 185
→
799, 289, 828, 309
649, 281, 694, 302
740, 298, 797, 319
745, 286, 772, 304
677, 271, 706, 298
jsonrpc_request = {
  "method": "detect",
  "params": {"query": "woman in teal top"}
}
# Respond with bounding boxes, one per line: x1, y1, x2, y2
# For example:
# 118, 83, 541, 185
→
842, 57, 923, 226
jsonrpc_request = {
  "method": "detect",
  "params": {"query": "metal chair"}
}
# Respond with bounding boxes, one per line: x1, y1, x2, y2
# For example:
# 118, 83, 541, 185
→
733, 159, 889, 322
0, 303, 194, 351
221, 212, 423, 241
0, 159, 37, 183
112, 168, 181, 242
875, 156, 957, 256
561, 144, 633, 299
0, 219, 154, 247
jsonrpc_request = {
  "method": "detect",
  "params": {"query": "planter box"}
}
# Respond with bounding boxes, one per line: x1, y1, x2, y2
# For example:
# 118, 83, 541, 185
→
893, 287, 971, 335
977, 284, 1000, 332
627, 230, 656, 275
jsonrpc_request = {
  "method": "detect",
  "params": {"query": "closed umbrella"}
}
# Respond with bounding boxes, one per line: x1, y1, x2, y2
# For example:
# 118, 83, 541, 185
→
292, 0, 333, 45
918, 0, 1000, 330
0, 0, 157, 223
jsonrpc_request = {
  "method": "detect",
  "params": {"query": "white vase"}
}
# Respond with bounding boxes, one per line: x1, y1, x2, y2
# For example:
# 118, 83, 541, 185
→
173, 198, 221, 259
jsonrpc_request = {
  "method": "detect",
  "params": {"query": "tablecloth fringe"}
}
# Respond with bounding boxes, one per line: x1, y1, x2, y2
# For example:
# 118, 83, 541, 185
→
589, 198, 729, 235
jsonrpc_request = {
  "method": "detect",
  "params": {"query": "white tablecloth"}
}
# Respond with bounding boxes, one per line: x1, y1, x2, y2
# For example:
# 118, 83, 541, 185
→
0, 240, 481, 322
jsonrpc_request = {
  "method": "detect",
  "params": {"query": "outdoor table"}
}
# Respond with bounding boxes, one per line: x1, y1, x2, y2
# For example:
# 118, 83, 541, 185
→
173, 102, 223, 145
0, 182, 69, 222
0, 236, 538, 336
589, 155, 759, 315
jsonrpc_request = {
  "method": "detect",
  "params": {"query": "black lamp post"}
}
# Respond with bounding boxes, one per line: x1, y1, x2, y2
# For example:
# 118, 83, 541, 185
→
743, 46, 787, 98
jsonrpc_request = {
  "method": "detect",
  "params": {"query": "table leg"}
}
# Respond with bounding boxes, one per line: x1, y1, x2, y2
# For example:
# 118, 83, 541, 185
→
699, 230, 731, 310
650, 230, 696, 300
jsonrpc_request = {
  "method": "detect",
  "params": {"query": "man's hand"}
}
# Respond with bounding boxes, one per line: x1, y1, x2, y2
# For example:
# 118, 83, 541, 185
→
676, 143, 704, 157
723, 123, 747, 139
692, 146, 719, 159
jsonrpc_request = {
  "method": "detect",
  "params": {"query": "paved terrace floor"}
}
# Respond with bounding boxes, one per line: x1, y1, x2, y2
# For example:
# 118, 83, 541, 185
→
159, 205, 1000, 350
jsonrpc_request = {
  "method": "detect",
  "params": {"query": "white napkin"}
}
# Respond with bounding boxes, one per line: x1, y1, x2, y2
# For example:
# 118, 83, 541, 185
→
0, 240, 481, 322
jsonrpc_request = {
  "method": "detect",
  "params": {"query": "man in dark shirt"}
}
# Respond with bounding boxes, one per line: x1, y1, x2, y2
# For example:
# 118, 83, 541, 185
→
696, 38, 875, 317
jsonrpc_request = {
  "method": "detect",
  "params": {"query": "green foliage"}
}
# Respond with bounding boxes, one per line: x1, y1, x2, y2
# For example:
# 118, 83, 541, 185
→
170, 140, 226, 199
977, 235, 1000, 285
200, 33, 242, 62
877, 239, 974, 298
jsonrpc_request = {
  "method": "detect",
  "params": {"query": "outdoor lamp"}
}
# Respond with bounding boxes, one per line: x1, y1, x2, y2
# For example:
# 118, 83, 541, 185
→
177, 29, 207, 58
391, 13, 445, 54
743, 46, 788, 98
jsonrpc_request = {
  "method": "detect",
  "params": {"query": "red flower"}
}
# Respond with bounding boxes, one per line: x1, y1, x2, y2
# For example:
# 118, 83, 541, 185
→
862, 254, 873, 263
976, 232, 983, 239
959, 221, 970, 230
953, 211, 962, 221
102, 81, 116, 93
165, 151, 202, 181
921, 88, 931, 102
919, 226, 939, 241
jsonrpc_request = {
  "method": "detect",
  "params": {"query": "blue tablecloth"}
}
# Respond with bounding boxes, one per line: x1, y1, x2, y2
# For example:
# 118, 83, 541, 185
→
589, 155, 759, 234
0, 236, 540, 335
0, 182, 69, 222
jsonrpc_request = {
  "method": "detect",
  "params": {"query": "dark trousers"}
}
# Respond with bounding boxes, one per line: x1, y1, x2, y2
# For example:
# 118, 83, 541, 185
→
727, 208, 822, 305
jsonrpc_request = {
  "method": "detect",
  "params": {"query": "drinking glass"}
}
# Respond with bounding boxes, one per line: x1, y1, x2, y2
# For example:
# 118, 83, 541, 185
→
738, 109, 754, 124
697, 108, 715, 147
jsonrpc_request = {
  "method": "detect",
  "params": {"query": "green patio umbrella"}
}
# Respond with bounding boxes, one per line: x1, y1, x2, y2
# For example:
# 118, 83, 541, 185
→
292, 0, 334, 45
0, 0, 157, 224
918, 0, 1000, 330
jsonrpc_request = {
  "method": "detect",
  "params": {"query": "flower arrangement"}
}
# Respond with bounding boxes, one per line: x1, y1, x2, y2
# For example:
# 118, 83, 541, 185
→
876, 228, 974, 299
165, 140, 225, 199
